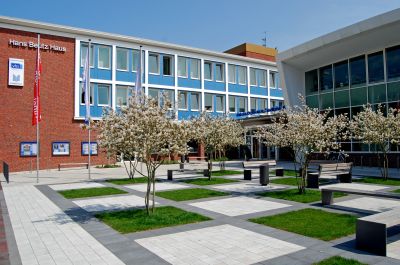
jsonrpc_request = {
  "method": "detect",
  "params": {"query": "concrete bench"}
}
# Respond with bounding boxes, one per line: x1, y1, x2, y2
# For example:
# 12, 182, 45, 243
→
308, 162, 353, 188
58, 162, 88, 171
167, 169, 209, 180
356, 207, 400, 256
242, 160, 284, 180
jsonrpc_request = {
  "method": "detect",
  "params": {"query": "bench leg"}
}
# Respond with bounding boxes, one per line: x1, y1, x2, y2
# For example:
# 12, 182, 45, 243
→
244, 170, 252, 180
58, 165, 60, 171
356, 220, 387, 256
321, 190, 334, 205
167, 170, 173, 181
275, 168, 284, 177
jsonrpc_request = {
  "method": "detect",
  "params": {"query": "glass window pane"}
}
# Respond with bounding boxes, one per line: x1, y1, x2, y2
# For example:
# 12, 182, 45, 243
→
205, 93, 213, 111
350, 87, 367, 106
259, 99, 267, 110
350, 55, 366, 87
98, 46, 111, 69
132, 50, 140, 71
260, 70, 267, 87
334, 90, 349, 108
320, 92, 333, 109
191, 93, 200, 110
238, 97, 247, 112
204, 62, 212, 80
215, 63, 224, 81
368, 84, 386, 104
387, 81, 400, 102
178, 91, 187, 109
269, 71, 276, 88
228, 65, 236, 83
250, 68, 257, 86
116, 48, 128, 71
229, 96, 236, 112
368, 51, 384, 83
116, 85, 128, 106
190, 59, 200, 79
334, 60, 349, 89
163, 56, 172, 76
305, 69, 318, 95
149, 54, 159, 74
306, 95, 319, 109
319, 65, 333, 90
216, 95, 224, 112
178, 57, 187, 77
98, 85, 110, 105
238, 66, 247, 85
386, 45, 400, 81
148, 88, 159, 101
81, 44, 94, 67
80, 83, 94, 104
250, 98, 256, 111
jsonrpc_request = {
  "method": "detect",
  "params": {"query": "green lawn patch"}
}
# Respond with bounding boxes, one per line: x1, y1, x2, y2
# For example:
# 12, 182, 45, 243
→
157, 188, 228, 201
271, 169, 297, 177
95, 164, 121, 168
353, 176, 400, 186
258, 189, 346, 203
312, 256, 367, 265
182, 177, 239, 186
271, 177, 331, 186
106, 177, 149, 185
95, 206, 210, 234
392, 189, 400, 193
59, 187, 127, 199
209, 170, 243, 176
250, 208, 357, 241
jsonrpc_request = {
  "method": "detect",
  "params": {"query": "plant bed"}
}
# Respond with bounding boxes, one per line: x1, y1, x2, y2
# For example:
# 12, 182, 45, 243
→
95, 164, 121, 168
95, 206, 211, 234
271, 177, 331, 186
182, 177, 239, 186
270, 169, 297, 177
392, 188, 400, 193
258, 189, 346, 203
59, 187, 128, 199
106, 177, 150, 185
157, 188, 228, 201
353, 176, 400, 186
312, 256, 367, 265
249, 208, 357, 241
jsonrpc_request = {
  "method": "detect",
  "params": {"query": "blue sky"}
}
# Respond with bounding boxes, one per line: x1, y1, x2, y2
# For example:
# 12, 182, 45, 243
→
2, 0, 400, 52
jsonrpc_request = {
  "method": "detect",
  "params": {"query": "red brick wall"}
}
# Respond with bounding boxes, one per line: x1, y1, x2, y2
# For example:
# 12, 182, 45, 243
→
0, 28, 109, 172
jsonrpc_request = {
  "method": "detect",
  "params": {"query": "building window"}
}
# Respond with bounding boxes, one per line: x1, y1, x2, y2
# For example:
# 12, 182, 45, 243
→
238, 97, 247, 112
148, 88, 159, 101
229, 96, 236, 112
228, 64, 236, 84
190, 59, 200, 79
80, 44, 94, 67
98, 45, 111, 69
250, 68, 257, 86
98, 84, 111, 106
178, 91, 188, 110
271, 100, 276, 107
305, 69, 318, 94
259, 99, 267, 110
260, 70, 267, 87
148, 88, 174, 107
116, 48, 129, 71
368, 51, 384, 83
163, 55, 173, 76
350, 55, 366, 87
116, 85, 129, 106
319, 65, 333, 90
132, 50, 140, 71
386, 45, 400, 81
178, 57, 187, 78
205, 93, 213, 111
80, 83, 94, 105
204, 61, 212, 80
334, 60, 349, 88
149, 53, 159, 74
269, 71, 277, 88
216, 95, 225, 112
215, 63, 224, 82
250, 98, 257, 111
191, 93, 200, 110
238, 66, 247, 85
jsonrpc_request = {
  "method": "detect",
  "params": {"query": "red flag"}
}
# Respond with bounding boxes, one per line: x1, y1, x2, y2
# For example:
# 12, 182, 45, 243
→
32, 37, 42, 125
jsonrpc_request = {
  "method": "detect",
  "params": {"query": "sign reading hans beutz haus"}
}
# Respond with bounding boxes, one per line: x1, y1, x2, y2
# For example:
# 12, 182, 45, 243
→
8, 58, 24, 86
9, 39, 67, 52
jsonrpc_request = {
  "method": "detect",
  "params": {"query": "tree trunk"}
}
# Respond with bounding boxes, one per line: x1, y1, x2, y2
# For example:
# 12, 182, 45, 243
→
383, 153, 389, 180
151, 169, 156, 213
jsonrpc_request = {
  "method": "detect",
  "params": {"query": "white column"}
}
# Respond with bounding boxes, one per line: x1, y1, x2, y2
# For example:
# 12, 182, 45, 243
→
225, 62, 229, 114
247, 66, 251, 111
144, 49, 149, 96
201, 58, 205, 111
111, 45, 117, 110
174, 54, 178, 120
267, 69, 271, 109
74, 40, 81, 118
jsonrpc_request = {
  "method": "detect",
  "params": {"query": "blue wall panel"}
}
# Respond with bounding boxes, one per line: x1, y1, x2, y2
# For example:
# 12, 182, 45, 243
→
250, 87, 268, 96
270, 88, 283, 97
178, 78, 201, 89
228, 84, 247, 94
204, 81, 225, 91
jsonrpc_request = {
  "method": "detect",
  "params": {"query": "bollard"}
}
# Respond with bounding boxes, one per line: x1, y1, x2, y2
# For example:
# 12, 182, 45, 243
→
244, 169, 252, 180
167, 170, 173, 180
259, 165, 269, 186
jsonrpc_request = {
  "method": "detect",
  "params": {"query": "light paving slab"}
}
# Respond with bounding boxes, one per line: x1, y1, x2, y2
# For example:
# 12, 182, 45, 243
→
320, 183, 389, 191
2, 185, 124, 265
388, 237, 400, 260
189, 196, 291, 216
135, 224, 305, 265
333, 197, 400, 212
212, 182, 285, 193
125, 182, 190, 192
49, 182, 105, 191
74, 194, 157, 212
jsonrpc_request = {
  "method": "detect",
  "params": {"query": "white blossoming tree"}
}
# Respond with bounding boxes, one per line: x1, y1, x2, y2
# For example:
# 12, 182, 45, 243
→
97, 94, 191, 214
256, 98, 349, 193
350, 105, 400, 180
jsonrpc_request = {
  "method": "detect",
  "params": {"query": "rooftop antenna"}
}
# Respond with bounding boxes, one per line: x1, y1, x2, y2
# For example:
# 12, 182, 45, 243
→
262, 31, 267, 47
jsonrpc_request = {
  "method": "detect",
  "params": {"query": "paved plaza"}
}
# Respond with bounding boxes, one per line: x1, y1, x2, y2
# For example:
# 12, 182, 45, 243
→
0, 163, 399, 264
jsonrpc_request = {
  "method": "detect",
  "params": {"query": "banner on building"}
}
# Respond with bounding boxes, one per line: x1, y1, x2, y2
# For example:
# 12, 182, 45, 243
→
8, 58, 24, 86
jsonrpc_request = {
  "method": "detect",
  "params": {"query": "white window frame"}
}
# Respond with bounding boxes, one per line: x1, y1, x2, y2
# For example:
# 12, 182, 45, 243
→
260, 70, 267, 87
162, 55, 174, 76
80, 44, 94, 68
97, 84, 111, 106
215, 63, 225, 82
116, 47, 129, 71
190, 58, 200, 79
228, 64, 236, 84
238, 66, 247, 85
178, 57, 188, 78
80, 83, 94, 106
97, 45, 111, 70
250, 68, 257, 86
116, 85, 129, 107
148, 53, 160, 75
204, 93, 213, 112
191, 92, 200, 111
204, 61, 213, 81
178, 91, 188, 110
269, 71, 277, 88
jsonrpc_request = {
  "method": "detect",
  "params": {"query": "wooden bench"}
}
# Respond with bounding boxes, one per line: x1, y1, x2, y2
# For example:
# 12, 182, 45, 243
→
58, 162, 88, 171
242, 160, 284, 180
307, 162, 353, 188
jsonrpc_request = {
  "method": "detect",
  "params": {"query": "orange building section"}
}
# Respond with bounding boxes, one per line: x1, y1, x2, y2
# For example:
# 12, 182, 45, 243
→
224, 43, 277, 62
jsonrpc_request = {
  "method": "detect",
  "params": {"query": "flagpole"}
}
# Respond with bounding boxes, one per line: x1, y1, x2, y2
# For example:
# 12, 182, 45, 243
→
88, 39, 91, 180
36, 34, 40, 184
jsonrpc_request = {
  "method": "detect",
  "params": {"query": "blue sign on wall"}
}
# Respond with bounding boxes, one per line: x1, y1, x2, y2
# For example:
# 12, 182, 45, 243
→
236, 106, 285, 118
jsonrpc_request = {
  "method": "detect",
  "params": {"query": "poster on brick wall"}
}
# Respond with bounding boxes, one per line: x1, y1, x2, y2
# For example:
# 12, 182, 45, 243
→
81, 142, 98, 156
20, 142, 37, 157
9, 58, 24, 86
52, 142, 70, 156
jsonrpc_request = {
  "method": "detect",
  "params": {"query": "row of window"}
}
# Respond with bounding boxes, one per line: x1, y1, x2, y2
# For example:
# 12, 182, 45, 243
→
80, 43, 279, 87
305, 44, 400, 95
